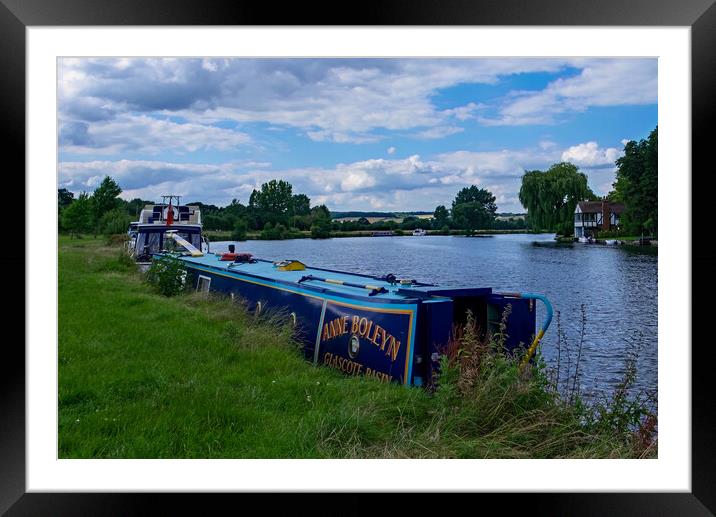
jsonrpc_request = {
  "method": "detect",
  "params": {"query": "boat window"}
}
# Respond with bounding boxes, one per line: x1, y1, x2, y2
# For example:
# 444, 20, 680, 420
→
173, 231, 202, 249
135, 231, 162, 254
197, 275, 211, 293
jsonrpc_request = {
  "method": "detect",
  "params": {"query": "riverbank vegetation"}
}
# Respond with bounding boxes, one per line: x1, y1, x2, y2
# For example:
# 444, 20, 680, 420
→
518, 125, 657, 238
59, 176, 528, 242
59, 237, 657, 458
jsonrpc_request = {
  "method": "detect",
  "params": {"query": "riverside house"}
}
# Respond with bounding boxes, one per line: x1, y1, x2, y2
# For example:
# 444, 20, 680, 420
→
573, 200, 625, 238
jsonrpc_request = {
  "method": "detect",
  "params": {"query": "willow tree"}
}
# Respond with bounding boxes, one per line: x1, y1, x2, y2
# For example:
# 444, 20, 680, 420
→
519, 162, 594, 234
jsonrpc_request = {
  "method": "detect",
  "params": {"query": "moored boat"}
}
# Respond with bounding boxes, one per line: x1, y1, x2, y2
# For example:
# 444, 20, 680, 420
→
412, 228, 427, 236
128, 195, 209, 269
160, 249, 553, 387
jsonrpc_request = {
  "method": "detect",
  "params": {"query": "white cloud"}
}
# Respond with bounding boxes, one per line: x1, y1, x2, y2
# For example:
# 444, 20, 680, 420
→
387, 146, 396, 155
415, 126, 464, 140
479, 59, 657, 126
60, 115, 251, 155
561, 141, 621, 167
57, 58, 578, 146
59, 138, 622, 212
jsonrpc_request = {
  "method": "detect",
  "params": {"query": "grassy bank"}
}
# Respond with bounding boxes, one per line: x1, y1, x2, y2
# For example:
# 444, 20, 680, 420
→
59, 237, 656, 458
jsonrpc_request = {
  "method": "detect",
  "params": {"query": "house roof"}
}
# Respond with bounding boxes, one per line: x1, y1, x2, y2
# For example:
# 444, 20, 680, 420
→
576, 201, 625, 214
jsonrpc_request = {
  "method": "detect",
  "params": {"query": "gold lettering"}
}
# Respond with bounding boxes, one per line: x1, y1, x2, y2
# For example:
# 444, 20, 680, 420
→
351, 316, 360, 333
322, 324, 330, 342
358, 317, 369, 336
329, 318, 341, 339
370, 324, 382, 347
379, 327, 387, 351
387, 337, 401, 362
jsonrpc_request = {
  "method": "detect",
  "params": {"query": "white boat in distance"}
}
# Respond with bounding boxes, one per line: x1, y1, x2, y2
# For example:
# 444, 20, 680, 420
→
412, 228, 427, 236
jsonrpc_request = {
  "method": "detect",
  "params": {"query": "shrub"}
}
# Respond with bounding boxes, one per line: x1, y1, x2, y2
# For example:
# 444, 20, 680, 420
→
310, 222, 331, 239
99, 207, 133, 235
231, 219, 248, 241
260, 222, 291, 240
98, 250, 137, 273
145, 255, 187, 296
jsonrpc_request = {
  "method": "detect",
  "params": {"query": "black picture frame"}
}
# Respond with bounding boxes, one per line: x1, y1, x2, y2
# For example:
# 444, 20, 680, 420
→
2, 0, 713, 514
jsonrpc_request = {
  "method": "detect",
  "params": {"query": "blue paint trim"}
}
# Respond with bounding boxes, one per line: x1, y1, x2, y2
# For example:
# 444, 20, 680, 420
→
176, 255, 423, 304
519, 292, 554, 335
187, 263, 418, 311
406, 305, 418, 384
186, 262, 419, 385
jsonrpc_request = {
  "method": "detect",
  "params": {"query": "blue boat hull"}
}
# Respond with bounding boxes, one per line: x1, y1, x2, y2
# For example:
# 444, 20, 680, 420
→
177, 257, 537, 386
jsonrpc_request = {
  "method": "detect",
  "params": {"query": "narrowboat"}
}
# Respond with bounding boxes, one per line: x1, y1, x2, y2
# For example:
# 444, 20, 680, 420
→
156, 242, 553, 387
128, 195, 209, 269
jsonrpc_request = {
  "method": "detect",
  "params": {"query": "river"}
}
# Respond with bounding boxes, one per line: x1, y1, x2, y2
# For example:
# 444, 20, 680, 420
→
211, 234, 658, 400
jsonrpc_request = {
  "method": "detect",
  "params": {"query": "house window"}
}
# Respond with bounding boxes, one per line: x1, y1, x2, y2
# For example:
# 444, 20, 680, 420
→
197, 275, 211, 293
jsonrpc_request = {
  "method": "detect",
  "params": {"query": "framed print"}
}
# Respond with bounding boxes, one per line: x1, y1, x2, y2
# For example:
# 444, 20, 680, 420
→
3, 0, 714, 513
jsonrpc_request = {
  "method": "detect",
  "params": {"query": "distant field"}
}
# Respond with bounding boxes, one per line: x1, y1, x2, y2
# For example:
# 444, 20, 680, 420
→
335, 213, 525, 223
335, 214, 434, 223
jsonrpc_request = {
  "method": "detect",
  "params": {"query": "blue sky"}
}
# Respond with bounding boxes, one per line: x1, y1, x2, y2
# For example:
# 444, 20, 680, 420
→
58, 58, 657, 212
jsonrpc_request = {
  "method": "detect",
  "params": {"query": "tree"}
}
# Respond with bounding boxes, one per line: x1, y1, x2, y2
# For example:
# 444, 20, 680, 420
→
451, 187, 497, 231
290, 194, 311, 217
99, 207, 132, 235
126, 198, 154, 218
432, 205, 450, 229
61, 192, 93, 237
253, 180, 293, 215
224, 199, 246, 219
231, 219, 248, 241
58, 188, 74, 209
310, 220, 331, 239
611, 126, 658, 235
519, 162, 594, 235
310, 204, 331, 223
92, 176, 123, 219
452, 202, 492, 232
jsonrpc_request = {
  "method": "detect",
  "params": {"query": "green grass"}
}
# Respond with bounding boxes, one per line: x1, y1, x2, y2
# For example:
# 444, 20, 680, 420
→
59, 237, 656, 458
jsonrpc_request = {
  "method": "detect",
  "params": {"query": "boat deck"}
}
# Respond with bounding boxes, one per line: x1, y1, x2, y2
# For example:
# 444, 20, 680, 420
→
178, 253, 491, 303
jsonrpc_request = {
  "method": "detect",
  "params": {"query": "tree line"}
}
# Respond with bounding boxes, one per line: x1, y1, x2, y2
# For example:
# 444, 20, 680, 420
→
518, 126, 658, 237
58, 177, 523, 240
58, 177, 334, 240
58, 177, 145, 237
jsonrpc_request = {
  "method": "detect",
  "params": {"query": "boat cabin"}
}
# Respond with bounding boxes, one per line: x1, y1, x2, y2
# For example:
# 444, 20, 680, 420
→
129, 197, 205, 263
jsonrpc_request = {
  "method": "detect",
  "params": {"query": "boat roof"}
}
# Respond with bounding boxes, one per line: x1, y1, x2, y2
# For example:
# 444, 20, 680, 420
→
177, 253, 492, 303
137, 223, 201, 231
139, 204, 202, 225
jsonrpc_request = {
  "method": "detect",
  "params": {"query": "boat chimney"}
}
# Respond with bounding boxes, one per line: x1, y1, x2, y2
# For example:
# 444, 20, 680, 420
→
228, 244, 236, 253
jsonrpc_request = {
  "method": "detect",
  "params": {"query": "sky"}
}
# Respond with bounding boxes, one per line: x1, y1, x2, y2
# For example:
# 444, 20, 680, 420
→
57, 58, 657, 213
